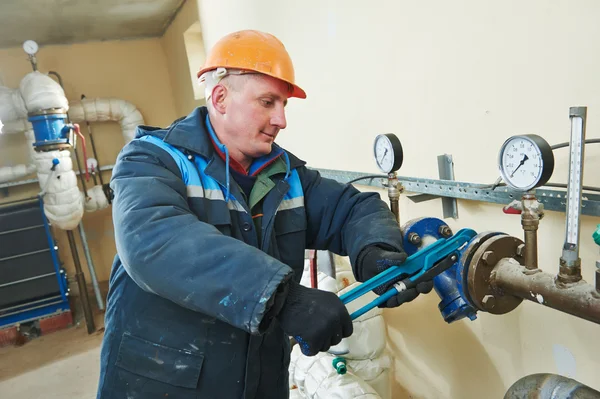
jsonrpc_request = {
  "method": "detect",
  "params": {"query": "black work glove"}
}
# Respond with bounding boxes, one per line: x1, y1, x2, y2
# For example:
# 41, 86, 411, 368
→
277, 280, 353, 356
355, 244, 434, 308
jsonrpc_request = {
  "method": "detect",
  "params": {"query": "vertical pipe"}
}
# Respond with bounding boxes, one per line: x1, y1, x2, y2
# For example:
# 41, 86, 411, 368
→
559, 107, 586, 283
523, 228, 538, 269
66, 230, 95, 334
78, 223, 104, 310
309, 250, 318, 289
521, 193, 539, 270
387, 172, 400, 224
81, 94, 105, 188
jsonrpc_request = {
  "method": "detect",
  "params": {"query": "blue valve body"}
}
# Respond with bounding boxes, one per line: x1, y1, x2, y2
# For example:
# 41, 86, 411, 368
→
402, 217, 479, 323
28, 109, 70, 149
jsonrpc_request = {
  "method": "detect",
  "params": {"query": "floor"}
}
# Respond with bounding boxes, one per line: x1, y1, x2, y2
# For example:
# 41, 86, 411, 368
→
0, 301, 105, 399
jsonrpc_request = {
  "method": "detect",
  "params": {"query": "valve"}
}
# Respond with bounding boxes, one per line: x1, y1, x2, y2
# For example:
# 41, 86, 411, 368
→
332, 357, 347, 375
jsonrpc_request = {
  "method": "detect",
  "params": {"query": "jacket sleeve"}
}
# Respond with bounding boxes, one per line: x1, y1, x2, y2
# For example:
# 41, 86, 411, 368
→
298, 166, 404, 265
110, 140, 293, 335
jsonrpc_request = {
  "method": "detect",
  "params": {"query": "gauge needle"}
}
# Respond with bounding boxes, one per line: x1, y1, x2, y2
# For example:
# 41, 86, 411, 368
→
379, 148, 388, 164
510, 154, 529, 177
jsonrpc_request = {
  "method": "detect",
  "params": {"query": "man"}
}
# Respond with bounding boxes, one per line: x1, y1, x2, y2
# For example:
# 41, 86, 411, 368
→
97, 30, 432, 399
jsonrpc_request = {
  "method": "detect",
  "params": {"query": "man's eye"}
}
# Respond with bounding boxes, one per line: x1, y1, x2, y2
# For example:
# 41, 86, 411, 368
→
261, 99, 274, 107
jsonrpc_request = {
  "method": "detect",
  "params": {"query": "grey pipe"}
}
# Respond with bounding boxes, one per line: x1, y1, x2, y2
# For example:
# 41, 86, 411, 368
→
505, 373, 600, 399
78, 223, 104, 310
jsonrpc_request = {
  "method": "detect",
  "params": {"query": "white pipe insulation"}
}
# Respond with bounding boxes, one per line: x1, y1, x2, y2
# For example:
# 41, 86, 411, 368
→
291, 254, 392, 399
0, 71, 144, 228
68, 97, 144, 144
68, 97, 144, 213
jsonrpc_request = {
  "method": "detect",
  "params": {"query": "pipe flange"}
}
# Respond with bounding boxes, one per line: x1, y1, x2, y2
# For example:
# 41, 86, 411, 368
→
458, 231, 506, 305
467, 235, 524, 314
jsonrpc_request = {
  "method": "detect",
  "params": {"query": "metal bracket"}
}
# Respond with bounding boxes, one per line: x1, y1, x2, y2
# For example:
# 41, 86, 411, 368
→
438, 154, 459, 219
314, 168, 600, 218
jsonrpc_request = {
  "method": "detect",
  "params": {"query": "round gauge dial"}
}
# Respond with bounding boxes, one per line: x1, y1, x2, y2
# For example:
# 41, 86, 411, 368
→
23, 40, 39, 55
373, 134, 403, 174
498, 134, 554, 191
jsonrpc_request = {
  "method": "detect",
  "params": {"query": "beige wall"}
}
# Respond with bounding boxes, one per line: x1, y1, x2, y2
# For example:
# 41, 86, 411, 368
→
161, 0, 205, 117
198, 0, 600, 397
0, 38, 178, 282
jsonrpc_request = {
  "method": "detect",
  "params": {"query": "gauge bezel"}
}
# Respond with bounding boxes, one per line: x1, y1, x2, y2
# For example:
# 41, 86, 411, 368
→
498, 134, 554, 191
373, 133, 403, 174
23, 40, 39, 55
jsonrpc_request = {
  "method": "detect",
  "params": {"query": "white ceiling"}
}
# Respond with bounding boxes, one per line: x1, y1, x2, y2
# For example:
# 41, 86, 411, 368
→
0, 0, 186, 49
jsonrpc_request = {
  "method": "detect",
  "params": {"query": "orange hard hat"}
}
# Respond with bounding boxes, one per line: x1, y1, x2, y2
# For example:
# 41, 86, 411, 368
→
197, 30, 306, 99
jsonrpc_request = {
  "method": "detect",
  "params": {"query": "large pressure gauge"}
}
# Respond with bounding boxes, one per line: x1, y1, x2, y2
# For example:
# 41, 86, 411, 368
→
373, 133, 403, 174
498, 134, 554, 191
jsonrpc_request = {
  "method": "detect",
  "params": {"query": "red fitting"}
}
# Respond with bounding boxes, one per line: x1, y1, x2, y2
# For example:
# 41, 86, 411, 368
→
503, 205, 522, 215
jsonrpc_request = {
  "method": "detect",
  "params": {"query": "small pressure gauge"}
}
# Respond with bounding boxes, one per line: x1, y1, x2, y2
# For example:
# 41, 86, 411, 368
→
498, 134, 554, 191
374, 134, 403, 174
23, 40, 39, 55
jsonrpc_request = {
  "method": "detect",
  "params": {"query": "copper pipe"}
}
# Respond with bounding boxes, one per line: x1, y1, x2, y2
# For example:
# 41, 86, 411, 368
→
493, 259, 600, 324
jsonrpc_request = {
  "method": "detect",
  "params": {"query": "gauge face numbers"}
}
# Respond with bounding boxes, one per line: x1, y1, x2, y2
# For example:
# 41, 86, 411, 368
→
373, 134, 403, 174
23, 40, 39, 55
498, 135, 554, 191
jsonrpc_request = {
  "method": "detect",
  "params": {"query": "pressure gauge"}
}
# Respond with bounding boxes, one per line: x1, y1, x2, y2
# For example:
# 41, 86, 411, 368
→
23, 40, 39, 55
498, 134, 554, 191
373, 134, 403, 174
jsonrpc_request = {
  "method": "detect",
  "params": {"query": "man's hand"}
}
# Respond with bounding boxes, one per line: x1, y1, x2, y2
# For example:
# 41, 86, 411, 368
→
356, 245, 433, 308
278, 281, 353, 356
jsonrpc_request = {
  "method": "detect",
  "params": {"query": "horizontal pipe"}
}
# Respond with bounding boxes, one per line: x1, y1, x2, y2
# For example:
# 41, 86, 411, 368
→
0, 299, 64, 319
493, 259, 600, 324
504, 373, 600, 399
0, 295, 62, 313
0, 224, 45, 236
0, 272, 56, 288
0, 248, 50, 262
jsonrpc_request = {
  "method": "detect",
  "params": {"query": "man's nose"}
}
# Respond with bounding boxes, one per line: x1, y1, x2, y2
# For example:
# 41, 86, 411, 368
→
271, 105, 287, 130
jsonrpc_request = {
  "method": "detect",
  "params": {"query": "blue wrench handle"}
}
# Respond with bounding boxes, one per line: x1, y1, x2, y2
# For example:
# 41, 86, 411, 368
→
341, 229, 476, 320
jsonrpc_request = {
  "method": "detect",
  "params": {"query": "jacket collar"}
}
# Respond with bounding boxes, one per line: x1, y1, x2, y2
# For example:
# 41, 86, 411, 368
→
160, 106, 305, 172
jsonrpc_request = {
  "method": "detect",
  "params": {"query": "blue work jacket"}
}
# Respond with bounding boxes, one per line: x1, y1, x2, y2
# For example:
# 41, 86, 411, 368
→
97, 107, 403, 398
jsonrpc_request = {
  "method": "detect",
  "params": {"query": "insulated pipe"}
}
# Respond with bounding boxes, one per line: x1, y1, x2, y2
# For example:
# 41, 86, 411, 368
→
504, 373, 600, 399
492, 259, 600, 324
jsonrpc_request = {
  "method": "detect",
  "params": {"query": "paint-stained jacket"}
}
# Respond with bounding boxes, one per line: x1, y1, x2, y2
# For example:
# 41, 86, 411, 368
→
96, 107, 404, 399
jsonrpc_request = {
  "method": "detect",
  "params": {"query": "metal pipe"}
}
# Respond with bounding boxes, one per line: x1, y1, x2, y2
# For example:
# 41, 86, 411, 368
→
493, 259, 600, 324
0, 272, 56, 288
504, 373, 600, 399
0, 248, 50, 262
387, 172, 400, 223
66, 230, 95, 333
80, 94, 105, 188
521, 193, 541, 270
78, 223, 104, 310
559, 106, 587, 283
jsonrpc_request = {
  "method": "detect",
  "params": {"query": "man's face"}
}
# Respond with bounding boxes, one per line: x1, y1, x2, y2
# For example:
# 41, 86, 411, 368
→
221, 74, 289, 159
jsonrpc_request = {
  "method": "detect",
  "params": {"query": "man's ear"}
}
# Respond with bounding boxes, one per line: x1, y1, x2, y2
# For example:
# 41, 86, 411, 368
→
211, 84, 228, 114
